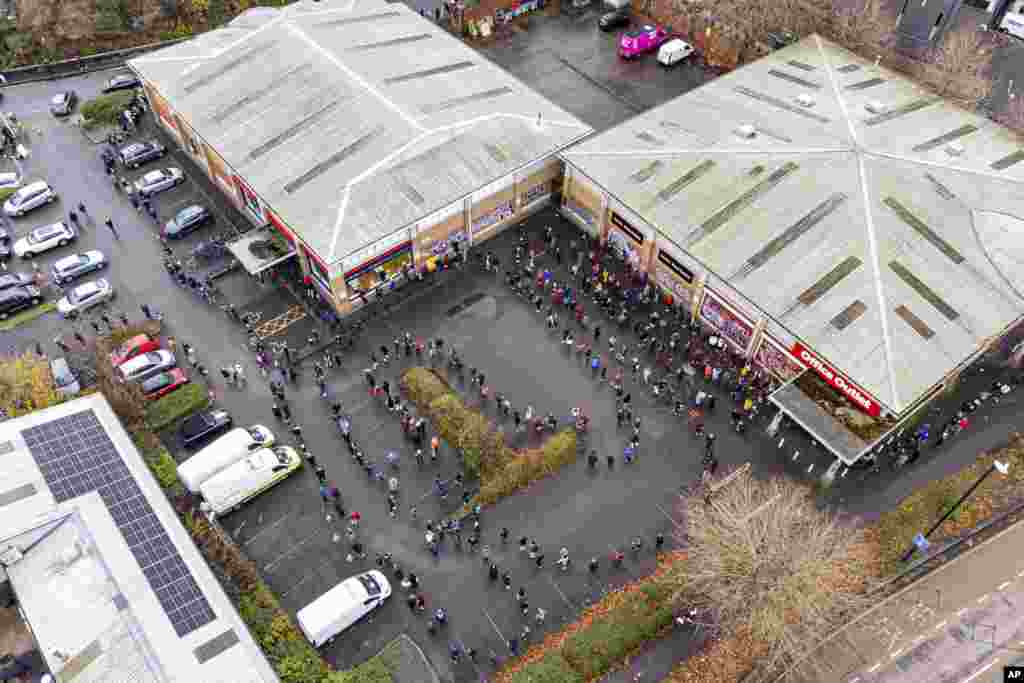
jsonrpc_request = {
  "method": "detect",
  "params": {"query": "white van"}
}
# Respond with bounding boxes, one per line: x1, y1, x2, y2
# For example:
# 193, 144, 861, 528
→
297, 571, 392, 648
178, 425, 275, 493
657, 38, 694, 67
199, 445, 301, 517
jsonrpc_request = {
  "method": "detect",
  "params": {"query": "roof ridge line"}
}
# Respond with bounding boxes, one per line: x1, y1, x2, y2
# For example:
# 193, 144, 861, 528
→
867, 149, 1021, 184
564, 147, 854, 157
815, 34, 861, 149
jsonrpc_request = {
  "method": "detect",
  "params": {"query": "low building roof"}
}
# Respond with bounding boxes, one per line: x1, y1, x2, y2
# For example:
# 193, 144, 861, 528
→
563, 35, 1024, 414
130, 0, 591, 266
0, 395, 277, 683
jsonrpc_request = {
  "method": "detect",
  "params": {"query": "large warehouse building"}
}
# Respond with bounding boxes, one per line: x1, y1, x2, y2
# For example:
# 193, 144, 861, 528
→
129, 0, 591, 314
561, 35, 1024, 464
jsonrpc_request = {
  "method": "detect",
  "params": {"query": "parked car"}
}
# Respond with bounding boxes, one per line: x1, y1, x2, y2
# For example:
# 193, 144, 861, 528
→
3, 180, 57, 218
135, 168, 184, 198
177, 426, 276, 493
0, 272, 32, 291
51, 250, 107, 285
110, 334, 161, 367
142, 368, 189, 400
0, 227, 10, 260
0, 286, 42, 320
657, 38, 694, 66
163, 204, 212, 239
49, 91, 77, 117
180, 409, 234, 448
117, 349, 177, 383
199, 445, 302, 516
56, 278, 114, 318
297, 571, 392, 648
599, 8, 630, 30
13, 221, 75, 259
119, 140, 166, 169
619, 24, 669, 58
50, 357, 80, 397
103, 73, 141, 93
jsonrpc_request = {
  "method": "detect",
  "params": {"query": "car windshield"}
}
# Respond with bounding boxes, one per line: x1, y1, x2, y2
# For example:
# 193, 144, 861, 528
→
357, 574, 381, 596
55, 372, 73, 388
28, 227, 58, 244
275, 447, 291, 465
147, 373, 171, 390
68, 286, 93, 303
51, 95, 64, 105
249, 427, 266, 441
143, 351, 163, 363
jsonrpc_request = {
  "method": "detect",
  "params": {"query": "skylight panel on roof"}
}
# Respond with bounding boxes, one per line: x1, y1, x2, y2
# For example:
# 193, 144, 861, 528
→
315, 10, 402, 26
864, 97, 939, 125
894, 305, 935, 339
248, 99, 344, 160
889, 261, 959, 321
384, 60, 475, 84
845, 77, 885, 91
183, 44, 267, 94
787, 60, 817, 72
836, 63, 861, 73
796, 256, 862, 307
767, 69, 821, 89
990, 149, 1024, 170
629, 160, 663, 183
924, 173, 956, 201
348, 33, 433, 50
635, 131, 665, 146
911, 124, 978, 152
733, 86, 831, 123
210, 63, 314, 123
831, 300, 867, 330
284, 128, 382, 194
650, 160, 715, 206
420, 87, 514, 115
883, 197, 965, 264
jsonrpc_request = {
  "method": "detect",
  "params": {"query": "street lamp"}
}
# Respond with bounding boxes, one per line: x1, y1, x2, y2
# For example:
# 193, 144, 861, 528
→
900, 460, 1010, 563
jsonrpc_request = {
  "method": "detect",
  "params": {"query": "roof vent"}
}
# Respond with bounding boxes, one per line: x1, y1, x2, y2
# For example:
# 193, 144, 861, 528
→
945, 142, 964, 157
795, 93, 816, 108
735, 124, 757, 139
864, 100, 886, 114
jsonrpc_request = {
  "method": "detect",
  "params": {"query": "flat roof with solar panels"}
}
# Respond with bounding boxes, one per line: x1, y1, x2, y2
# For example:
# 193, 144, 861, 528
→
0, 394, 278, 683
562, 35, 1024, 429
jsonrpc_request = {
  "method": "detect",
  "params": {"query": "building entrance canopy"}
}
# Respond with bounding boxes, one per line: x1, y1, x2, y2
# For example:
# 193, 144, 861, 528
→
769, 379, 872, 466
227, 227, 296, 276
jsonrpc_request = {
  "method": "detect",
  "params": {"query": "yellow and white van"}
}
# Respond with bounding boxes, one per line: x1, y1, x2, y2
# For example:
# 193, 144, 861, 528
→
199, 445, 301, 517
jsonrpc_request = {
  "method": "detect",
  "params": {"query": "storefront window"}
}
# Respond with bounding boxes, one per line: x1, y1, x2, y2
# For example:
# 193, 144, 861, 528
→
754, 337, 806, 382
306, 249, 330, 287
700, 292, 754, 351
472, 198, 515, 237
344, 242, 414, 295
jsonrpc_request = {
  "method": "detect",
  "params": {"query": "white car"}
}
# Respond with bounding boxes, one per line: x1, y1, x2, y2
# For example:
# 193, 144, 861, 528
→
56, 278, 114, 318
13, 221, 75, 259
134, 168, 184, 198
3, 180, 56, 217
297, 570, 393, 647
657, 38, 694, 66
117, 350, 177, 383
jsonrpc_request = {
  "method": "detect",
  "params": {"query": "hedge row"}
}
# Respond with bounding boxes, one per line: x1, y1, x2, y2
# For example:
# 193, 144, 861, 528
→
401, 367, 577, 502
145, 381, 210, 431
80, 90, 135, 129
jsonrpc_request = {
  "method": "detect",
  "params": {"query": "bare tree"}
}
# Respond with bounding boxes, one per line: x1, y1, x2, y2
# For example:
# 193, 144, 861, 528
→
669, 469, 875, 682
996, 93, 1024, 135
919, 24, 997, 106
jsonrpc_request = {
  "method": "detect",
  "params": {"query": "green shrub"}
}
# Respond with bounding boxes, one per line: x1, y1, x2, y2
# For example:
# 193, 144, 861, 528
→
145, 381, 209, 431
142, 443, 183, 496
508, 654, 583, 683
326, 649, 394, 682
476, 429, 577, 505
80, 90, 135, 129
401, 366, 452, 406
0, 186, 18, 201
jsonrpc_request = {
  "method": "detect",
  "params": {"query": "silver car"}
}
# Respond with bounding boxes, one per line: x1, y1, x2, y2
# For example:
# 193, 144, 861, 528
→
117, 349, 177, 383
13, 221, 75, 259
52, 250, 106, 284
3, 180, 56, 217
134, 168, 184, 198
56, 278, 114, 318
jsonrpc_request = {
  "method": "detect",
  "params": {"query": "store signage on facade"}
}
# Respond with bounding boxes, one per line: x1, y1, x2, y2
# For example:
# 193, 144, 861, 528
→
700, 291, 754, 351
522, 182, 549, 207
790, 343, 881, 417
266, 209, 297, 245
344, 240, 413, 281
472, 199, 514, 235
234, 176, 265, 224
609, 210, 644, 243
657, 248, 694, 283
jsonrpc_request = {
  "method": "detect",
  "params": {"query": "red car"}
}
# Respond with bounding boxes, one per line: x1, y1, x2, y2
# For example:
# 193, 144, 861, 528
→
110, 334, 161, 367
141, 368, 188, 400
619, 24, 669, 59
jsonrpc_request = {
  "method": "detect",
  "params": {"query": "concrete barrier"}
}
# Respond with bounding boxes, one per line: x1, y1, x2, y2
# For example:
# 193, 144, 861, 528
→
0, 38, 189, 86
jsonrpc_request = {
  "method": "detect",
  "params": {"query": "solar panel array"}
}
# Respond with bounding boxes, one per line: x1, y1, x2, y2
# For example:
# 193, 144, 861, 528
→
21, 409, 215, 637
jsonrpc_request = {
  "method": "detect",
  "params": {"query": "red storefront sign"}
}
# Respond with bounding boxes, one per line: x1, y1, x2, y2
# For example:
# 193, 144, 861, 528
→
790, 343, 881, 417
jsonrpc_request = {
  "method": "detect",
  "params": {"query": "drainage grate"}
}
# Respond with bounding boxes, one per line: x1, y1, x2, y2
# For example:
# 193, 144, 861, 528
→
734, 86, 830, 123
911, 124, 978, 153
183, 44, 267, 94
831, 300, 867, 331
421, 87, 514, 115
845, 77, 885, 91
883, 197, 964, 264
348, 33, 432, 51
384, 60, 475, 84
650, 160, 715, 206
283, 129, 381, 194
894, 304, 935, 339
686, 162, 799, 246
787, 59, 817, 72
249, 99, 343, 160
889, 261, 959, 321
629, 160, 664, 183
797, 256, 862, 307
991, 149, 1024, 170
767, 68, 821, 89
864, 97, 939, 126
315, 10, 402, 26
731, 193, 847, 280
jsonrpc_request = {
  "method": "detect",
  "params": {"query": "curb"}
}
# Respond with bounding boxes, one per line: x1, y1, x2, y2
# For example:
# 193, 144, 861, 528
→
392, 633, 441, 683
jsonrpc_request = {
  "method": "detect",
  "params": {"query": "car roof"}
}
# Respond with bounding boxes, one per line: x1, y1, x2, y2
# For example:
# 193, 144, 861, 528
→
0, 288, 30, 301
0, 172, 18, 184
33, 223, 66, 237
54, 254, 83, 268
74, 281, 101, 294
142, 170, 165, 182
20, 180, 48, 193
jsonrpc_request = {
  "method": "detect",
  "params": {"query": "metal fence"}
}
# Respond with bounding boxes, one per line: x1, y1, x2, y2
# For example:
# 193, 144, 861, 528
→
0, 38, 189, 86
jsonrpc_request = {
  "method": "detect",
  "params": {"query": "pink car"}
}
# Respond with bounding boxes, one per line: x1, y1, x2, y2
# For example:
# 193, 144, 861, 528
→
619, 24, 669, 59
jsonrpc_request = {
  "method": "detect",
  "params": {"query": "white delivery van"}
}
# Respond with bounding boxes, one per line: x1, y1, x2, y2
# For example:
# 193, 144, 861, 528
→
199, 445, 301, 517
297, 571, 392, 648
178, 425, 275, 493
657, 38, 694, 66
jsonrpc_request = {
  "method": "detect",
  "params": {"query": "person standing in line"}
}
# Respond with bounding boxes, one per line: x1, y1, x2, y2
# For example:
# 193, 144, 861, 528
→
105, 218, 119, 239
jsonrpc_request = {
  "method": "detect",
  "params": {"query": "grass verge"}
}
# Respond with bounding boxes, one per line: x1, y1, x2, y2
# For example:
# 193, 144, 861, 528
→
145, 380, 209, 431
401, 367, 577, 505
80, 90, 135, 129
0, 302, 55, 331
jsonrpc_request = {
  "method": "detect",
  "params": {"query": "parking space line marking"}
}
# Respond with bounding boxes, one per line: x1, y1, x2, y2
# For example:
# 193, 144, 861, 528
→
264, 531, 318, 572
547, 575, 574, 609
999, 581, 1012, 590
243, 514, 291, 546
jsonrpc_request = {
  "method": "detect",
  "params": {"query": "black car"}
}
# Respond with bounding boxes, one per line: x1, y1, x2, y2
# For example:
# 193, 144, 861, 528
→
0, 286, 42, 320
180, 409, 233, 447
0, 227, 10, 260
0, 272, 32, 291
49, 91, 77, 117
119, 140, 167, 169
599, 9, 630, 30
103, 74, 141, 93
